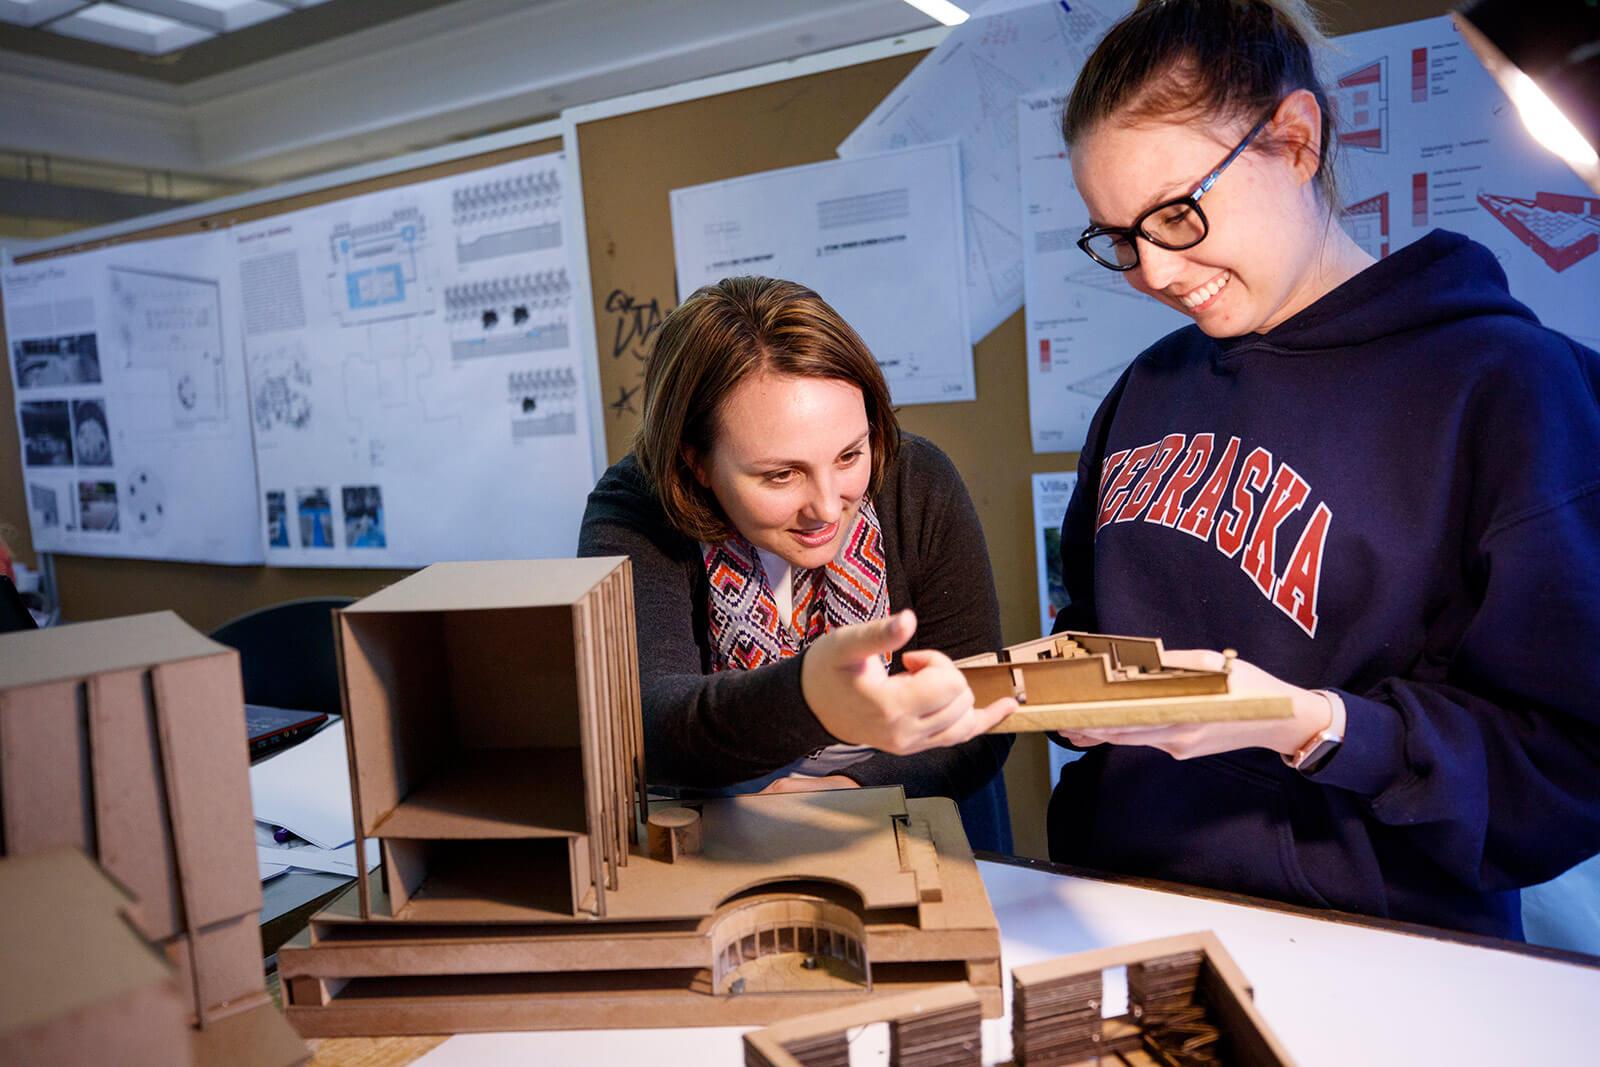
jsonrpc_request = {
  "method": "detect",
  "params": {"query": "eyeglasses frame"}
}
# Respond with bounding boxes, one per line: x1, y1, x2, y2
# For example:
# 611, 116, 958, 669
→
1076, 109, 1278, 272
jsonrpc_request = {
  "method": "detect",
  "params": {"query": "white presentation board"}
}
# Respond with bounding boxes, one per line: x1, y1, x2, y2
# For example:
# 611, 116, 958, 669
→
236, 152, 594, 567
839, 0, 1134, 344
5, 230, 264, 564
1019, 14, 1600, 454
670, 142, 976, 406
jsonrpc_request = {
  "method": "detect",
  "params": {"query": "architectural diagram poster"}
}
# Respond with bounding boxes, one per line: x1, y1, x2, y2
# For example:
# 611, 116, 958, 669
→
1331, 17, 1600, 350
1033, 469, 1078, 637
1019, 15, 1600, 454
235, 152, 595, 566
1019, 87, 1188, 453
3, 231, 263, 563
670, 142, 976, 405
838, 0, 1133, 343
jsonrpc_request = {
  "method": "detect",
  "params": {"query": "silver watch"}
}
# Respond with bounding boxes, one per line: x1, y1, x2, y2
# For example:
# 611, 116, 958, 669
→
1283, 690, 1346, 774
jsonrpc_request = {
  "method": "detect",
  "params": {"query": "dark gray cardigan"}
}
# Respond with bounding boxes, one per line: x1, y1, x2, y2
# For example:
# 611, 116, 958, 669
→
577, 431, 1014, 852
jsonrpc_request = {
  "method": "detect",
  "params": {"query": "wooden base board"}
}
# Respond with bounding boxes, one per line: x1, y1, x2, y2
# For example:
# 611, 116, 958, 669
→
989, 691, 1291, 732
285, 975, 1001, 1037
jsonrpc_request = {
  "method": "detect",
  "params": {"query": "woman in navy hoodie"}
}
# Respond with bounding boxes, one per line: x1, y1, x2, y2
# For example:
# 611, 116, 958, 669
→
1049, 0, 1600, 939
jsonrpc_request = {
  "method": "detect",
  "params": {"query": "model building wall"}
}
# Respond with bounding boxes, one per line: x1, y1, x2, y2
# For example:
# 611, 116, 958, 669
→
0, 612, 267, 1026
335, 557, 643, 922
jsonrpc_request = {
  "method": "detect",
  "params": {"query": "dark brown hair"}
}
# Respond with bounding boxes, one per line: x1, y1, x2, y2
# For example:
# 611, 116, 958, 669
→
1063, 0, 1340, 205
634, 276, 900, 543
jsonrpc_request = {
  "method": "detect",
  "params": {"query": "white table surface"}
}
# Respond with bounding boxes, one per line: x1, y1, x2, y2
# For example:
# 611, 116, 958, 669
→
412, 857, 1600, 1065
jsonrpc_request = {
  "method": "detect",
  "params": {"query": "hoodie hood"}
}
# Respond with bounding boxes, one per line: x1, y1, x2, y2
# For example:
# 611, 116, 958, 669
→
1215, 230, 1539, 365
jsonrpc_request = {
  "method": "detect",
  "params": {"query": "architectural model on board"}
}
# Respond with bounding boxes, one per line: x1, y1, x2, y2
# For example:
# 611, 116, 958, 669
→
278, 557, 1003, 1036
959, 631, 1292, 732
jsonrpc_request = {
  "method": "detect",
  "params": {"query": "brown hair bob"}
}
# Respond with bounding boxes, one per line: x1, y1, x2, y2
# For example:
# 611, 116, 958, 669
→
634, 276, 900, 544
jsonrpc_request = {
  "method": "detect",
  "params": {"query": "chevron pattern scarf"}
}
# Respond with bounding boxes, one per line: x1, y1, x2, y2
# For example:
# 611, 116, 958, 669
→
703, 500, 888, 673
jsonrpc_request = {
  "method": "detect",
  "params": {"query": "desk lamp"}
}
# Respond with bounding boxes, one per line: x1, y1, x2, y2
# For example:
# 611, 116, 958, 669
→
1455, 0, 1600, 194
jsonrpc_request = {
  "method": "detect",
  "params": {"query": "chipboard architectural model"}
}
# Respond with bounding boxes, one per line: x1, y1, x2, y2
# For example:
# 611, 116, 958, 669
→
0, 612, 307, 1066
279, 557, 1002, 1035
959, 632, 1292, 732
1010, 932, 1295, 1066
742, 932, 1296, 1067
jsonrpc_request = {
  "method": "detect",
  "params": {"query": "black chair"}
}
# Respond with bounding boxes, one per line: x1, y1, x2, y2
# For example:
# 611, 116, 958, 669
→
210, 597, 355, 714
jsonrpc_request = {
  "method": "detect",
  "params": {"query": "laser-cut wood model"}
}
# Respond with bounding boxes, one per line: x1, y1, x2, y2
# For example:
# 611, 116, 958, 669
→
0, 612, 307, 1066
1011, 932, 1295, 1066
277, 558, 1002, 1036
743, 982, 983, 1067
959, 632, 1292, 732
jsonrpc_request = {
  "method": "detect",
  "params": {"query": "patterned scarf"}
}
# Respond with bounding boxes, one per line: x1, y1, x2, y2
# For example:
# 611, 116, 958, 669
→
703, 500, 888, 672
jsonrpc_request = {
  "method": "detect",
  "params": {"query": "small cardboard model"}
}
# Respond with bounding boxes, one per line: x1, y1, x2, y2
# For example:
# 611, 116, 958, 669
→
279, 558, 1003, 1035
959, 632, 1293, 732
1010, 931, 1296, 1066
743, 931, 1297, 1067
743, 982, 983, 1067
0, 848, 193, 1067
0, 611, 306, 1066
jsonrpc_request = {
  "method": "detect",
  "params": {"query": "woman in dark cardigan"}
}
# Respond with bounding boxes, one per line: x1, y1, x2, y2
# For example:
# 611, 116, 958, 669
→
578, 276, 1016, 852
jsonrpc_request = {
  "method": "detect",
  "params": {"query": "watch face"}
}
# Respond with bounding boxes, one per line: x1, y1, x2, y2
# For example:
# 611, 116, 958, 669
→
1299, 737, 1342, 774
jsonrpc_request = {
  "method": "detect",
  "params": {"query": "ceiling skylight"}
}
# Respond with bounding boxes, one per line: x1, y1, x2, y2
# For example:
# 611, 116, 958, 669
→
0, 0, 324, 54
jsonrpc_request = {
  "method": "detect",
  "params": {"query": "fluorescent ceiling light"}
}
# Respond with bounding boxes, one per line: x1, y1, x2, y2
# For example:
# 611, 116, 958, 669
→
118, 0, 292, 33
900, 0, 968, 27
51, 2, 215, 53
0, 0, 86, 27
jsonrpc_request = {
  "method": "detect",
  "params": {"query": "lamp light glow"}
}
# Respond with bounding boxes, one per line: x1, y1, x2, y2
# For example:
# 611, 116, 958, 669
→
1454, 3, 1600, 195
1507, 66, 1600, 168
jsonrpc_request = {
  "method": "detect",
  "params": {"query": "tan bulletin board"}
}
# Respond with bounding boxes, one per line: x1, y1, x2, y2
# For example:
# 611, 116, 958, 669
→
0, 136, 561, 632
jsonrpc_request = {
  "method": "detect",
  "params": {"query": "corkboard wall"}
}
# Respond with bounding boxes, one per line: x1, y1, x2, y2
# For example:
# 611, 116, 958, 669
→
0, 137, 561, 633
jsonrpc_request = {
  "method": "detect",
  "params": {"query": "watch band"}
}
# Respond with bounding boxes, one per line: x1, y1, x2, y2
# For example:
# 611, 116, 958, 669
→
1283, 689, 1346, 774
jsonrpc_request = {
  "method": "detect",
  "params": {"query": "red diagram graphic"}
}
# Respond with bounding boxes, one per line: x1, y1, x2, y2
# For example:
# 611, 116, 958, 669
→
1343, 192, 1390, 259
1477, 191, 1600, 272
1333, 59, 1387, 152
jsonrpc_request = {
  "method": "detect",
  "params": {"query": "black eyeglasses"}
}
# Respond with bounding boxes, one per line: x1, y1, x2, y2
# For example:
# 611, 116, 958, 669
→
1077, 110, 1275, 272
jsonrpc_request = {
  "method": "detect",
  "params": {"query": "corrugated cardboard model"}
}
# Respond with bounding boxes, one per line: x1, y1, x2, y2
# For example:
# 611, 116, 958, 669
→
0, 612, 306, 1066
279, 557, 1003, 1035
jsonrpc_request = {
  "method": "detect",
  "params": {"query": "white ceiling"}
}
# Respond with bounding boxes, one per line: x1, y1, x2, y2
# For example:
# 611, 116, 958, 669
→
0, 0, 938, 183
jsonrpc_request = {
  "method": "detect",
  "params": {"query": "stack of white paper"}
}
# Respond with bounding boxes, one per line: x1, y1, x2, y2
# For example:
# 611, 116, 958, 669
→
249, 717, 380, 881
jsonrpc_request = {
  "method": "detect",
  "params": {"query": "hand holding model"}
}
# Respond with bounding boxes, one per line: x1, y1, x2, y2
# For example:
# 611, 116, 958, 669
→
1058, 649, 1334, 760
801, 608, 1018, 756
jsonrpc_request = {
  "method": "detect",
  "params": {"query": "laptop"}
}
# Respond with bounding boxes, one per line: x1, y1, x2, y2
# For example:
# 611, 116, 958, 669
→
247, 704, 330, 759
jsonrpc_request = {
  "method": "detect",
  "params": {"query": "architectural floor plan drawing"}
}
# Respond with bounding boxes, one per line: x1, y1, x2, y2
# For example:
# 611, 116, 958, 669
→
109, 266, 228, 427
328, 205, 433, 326
1333, 57, 1389, 152
1344, 192, 1392, 260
